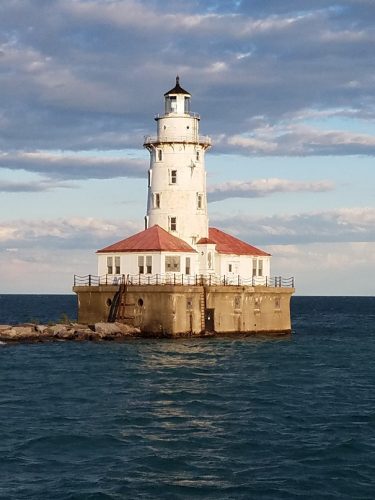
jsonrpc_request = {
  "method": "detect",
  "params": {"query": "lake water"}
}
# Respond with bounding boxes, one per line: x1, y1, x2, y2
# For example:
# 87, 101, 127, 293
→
1, 296, 375, 499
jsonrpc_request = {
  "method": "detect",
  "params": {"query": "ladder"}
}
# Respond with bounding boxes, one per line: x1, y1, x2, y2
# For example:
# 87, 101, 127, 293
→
199, 289, 206, 332
108, 279, 135, 324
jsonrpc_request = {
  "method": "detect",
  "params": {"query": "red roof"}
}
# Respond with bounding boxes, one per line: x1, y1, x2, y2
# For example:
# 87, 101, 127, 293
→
206, 227, 270, 256
97, 225, 196, 253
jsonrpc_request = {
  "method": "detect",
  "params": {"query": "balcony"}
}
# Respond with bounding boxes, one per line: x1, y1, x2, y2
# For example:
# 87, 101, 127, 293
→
143, 135, 212, 147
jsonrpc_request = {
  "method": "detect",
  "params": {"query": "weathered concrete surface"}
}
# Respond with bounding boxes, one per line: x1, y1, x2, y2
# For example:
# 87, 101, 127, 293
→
0, 322, 141, 343
73, 284, 295, 336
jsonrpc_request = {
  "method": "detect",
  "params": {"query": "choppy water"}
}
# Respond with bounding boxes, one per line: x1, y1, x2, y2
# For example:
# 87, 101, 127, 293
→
1, 296, 375, 499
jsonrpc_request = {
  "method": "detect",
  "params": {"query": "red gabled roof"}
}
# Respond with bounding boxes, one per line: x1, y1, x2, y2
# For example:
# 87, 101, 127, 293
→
207, 227, 270, 256
97, 225, 196, 253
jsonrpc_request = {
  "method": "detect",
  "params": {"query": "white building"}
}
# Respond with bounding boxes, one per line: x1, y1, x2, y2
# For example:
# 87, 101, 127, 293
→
97, 77, 271, 285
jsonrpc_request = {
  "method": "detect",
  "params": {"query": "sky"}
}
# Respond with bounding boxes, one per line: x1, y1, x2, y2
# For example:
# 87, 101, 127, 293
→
0, 0, 374, 295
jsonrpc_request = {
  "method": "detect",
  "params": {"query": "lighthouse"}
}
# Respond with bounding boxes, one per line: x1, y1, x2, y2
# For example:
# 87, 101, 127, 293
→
95, 77, 272, 282
74, 77, 295, 334
143, 76, 211, 246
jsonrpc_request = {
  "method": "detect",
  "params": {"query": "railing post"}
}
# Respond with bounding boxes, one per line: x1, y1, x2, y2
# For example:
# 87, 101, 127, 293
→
265, 276, 268, 287
238, 275, 240, 286
88, 274, 91, 286
174, 273, 176, 285
182, 274, 184, 285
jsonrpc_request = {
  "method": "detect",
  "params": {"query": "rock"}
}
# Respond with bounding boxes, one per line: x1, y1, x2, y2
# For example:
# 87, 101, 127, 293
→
36, 324, 48, 333
0, 321, 141, 342
94, 322, 122, 335
116, 323, 141, 335
48, 324, 69, 337
0, 326, 36, 340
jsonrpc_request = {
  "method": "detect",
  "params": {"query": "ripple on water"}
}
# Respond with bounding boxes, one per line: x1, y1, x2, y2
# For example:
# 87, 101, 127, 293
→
1, 297, 375, 499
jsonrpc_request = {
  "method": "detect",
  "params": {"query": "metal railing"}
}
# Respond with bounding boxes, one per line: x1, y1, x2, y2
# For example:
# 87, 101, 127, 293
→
154, 112, 201, 119
143, 135, 211, 146
73, 273, 294, 288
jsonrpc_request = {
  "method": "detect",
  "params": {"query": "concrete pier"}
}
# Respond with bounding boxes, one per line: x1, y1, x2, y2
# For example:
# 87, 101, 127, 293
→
73, 283, 294, 336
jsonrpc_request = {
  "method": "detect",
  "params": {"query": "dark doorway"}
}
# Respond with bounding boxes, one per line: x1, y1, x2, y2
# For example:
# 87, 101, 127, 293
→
205, 308, 215, 332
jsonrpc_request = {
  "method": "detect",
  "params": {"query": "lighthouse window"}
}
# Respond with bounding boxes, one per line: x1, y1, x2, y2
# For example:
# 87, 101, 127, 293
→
185, 257, 191, 275
228, 264, 233, 273
165, 255, 180, 272
153, 193, 160, 208
184, 96, 190, 113
157, 149, 163, 161
115, 256, 120, 274
138, 256, 144, 274
146, 256, 152, 274
258, 260, 263, 277
170, 170, 177, 184
197, 193, 203, 209
196, 151, 200, 161
252, 259, 257, 277
170, 96, 177, 112
107, 257, 113, 275
207, 251, 212, 269
169, 216, 177, 231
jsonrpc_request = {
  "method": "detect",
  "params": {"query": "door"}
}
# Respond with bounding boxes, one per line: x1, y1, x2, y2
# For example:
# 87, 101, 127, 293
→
205, 308, 215, 332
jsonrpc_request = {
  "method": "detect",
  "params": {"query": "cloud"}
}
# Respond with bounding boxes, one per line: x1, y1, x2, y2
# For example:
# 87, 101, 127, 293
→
0, 217, 142, 250
208, 178, 334, 201
0, 179, 75, 193
269, 241, 375, 295
1, 0, 375, 157
212, 207, 375, 245
0, 151, 147, 181
223, 125, 375, 156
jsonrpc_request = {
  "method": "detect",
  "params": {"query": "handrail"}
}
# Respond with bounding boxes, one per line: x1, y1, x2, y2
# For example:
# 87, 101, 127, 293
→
154, 112, 201, 119
143, 135, 211, 145
73, 274, 295, 288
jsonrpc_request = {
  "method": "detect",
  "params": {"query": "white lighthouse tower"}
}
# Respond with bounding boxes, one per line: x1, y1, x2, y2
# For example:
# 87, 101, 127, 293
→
143, 76, 211, 247
96, 77, 272, 283
75, 77, 295, 334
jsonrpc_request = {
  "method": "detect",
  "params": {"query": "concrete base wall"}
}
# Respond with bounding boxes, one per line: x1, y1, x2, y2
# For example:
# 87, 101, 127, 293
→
73, 285, 294, 336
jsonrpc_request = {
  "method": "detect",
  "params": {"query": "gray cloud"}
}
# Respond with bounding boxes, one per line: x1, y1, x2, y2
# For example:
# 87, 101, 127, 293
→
0, 179, 76, 193
1, 208, 374, 254
0, 0, 375, 160
0, 217, 142, 251
0, 151, 147, 181
211, 207, 375, 245
208, 178, 334, 201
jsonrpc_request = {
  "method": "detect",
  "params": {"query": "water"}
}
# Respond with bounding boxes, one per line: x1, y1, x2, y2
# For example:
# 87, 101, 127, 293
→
1, 296, 375, 499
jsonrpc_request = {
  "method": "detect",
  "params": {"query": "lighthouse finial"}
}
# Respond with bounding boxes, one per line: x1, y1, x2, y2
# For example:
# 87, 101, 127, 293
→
176, 75, 180, 86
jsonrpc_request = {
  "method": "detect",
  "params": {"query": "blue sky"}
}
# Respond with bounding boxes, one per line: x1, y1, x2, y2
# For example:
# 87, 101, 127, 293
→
0, 0, 374, 295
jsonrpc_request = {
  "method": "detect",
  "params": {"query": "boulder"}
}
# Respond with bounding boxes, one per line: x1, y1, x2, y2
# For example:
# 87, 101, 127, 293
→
0, 326, 36, 340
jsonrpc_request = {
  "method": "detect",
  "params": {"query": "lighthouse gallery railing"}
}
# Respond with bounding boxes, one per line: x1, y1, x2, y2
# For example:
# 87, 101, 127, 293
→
74, 274, 294, 288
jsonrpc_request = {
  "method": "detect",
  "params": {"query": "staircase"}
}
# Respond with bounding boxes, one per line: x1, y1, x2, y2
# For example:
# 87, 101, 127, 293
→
108, 281, 135, 325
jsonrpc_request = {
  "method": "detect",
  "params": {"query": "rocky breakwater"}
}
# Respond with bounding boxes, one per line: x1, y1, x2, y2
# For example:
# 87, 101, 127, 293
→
0, 322, 141, 343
